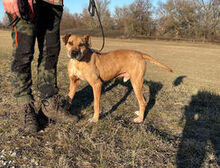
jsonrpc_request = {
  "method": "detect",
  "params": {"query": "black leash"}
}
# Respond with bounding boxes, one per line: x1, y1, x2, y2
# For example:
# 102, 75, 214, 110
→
88, 0, 105, 53
8, 15, 20, 26
8, 0, 34, 26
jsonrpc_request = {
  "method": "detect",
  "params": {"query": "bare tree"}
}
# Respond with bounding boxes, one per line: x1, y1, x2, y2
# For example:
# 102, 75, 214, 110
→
157, 0, 199, 38
157, 0, 220, 40
60, 7, 83, 31
114, 0, 154, 37
195, 0, 220, 39
81, 0, 113, 31
2, 13, 9, 26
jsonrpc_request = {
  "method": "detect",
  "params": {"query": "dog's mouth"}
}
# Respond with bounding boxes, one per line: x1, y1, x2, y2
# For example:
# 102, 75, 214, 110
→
69, 50, 83, 61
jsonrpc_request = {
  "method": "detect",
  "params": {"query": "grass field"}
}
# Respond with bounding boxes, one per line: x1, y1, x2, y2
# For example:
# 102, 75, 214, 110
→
0, 29, 219, 167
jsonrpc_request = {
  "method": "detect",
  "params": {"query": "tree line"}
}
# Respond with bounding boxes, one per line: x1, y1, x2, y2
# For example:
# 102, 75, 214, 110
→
60, 0, 220, 42
1, 0, 220, 42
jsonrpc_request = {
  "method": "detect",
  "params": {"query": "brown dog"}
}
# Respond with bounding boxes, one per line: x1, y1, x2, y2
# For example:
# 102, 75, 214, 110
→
62, 34, 173, 123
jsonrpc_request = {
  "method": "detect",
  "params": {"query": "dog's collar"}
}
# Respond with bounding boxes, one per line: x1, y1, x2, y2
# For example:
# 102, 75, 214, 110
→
88, 48, 101, 55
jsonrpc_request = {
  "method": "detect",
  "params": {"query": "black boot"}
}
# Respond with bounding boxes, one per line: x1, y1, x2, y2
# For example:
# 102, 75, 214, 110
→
23, 102, 39, 134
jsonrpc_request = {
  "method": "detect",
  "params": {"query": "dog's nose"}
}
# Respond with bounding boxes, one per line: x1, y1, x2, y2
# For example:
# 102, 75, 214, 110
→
71, 50, 80, 57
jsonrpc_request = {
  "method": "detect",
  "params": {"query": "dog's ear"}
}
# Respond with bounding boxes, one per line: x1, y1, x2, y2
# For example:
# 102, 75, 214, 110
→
83, 35, 91, 47
62, 33, 72, 45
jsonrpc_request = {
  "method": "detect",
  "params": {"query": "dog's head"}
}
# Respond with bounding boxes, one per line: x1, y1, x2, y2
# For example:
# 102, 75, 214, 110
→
62, 33, 91, 60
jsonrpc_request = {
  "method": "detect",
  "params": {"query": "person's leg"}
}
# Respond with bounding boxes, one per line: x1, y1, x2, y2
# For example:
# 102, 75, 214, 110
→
36, 1, 78, 122
36, 1, 62, 99
9, 15, 38, 133
10, 18, 35, 105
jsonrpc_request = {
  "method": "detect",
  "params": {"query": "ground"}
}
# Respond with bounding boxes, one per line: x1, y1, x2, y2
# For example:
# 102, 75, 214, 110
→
0, 30, 219, 167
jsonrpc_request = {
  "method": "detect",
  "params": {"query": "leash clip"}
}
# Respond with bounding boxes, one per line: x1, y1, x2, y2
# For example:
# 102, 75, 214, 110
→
88, 0, 96, 17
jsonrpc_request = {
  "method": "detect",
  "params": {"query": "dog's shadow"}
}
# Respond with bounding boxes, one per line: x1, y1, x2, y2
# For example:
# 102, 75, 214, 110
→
173, 75, 187, 86
143, 80, 163, 118
68, 79, 163, 120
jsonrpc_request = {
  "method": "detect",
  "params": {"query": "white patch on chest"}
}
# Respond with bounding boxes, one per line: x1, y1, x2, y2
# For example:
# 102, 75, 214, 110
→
70, 60, 85, 80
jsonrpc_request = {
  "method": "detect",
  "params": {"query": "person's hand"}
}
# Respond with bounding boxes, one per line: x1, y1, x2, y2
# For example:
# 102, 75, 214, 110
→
2, 0, 21, 17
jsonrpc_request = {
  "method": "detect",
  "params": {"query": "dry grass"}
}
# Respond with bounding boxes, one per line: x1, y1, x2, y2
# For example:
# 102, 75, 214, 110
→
0, 29, 219, 167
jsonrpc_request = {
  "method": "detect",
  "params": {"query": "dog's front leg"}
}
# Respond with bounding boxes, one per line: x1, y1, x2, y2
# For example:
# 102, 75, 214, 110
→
66, 75, 80, 109
89, 81, 102, 122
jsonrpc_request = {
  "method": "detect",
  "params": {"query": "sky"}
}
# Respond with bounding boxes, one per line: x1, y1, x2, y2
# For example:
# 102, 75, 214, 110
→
0, 0, 163, 22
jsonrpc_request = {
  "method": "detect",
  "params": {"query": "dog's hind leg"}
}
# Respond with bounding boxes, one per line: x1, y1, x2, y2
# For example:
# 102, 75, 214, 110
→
131, 75, 146, 123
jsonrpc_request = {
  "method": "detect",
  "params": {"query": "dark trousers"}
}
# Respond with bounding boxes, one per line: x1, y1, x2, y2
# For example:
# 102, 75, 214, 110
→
9, 1, 63, 105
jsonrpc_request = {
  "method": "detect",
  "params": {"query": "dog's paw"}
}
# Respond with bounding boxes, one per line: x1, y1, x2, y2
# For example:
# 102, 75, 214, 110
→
133, 117, 143, 123
134, 111, 139, 116
88, 118, 98, 123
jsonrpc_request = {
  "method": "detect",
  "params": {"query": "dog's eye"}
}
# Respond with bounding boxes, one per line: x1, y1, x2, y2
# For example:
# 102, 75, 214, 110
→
68, 41, 73, 45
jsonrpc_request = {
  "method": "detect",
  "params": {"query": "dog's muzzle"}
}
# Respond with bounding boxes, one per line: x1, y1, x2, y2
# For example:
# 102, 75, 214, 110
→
70, 50, 83, 61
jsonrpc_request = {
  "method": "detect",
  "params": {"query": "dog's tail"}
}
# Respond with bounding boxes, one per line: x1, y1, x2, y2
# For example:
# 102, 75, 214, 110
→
143, 54, 173, 72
